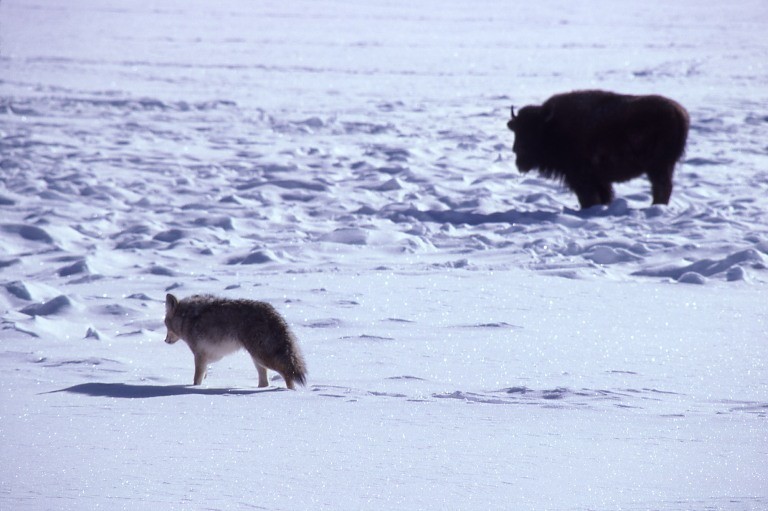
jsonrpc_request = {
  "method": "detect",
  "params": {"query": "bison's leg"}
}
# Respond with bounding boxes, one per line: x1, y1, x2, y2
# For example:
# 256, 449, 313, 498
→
596, 182, 615, 205
568, 179, 602, 209
649, 165, 674, 205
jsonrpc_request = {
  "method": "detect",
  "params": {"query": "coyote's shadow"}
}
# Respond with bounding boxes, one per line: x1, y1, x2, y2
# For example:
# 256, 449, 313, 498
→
47, 382, 282, 398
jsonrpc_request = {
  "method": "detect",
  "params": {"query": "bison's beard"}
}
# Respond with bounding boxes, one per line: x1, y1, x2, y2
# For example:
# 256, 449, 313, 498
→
515, 156, 537, 173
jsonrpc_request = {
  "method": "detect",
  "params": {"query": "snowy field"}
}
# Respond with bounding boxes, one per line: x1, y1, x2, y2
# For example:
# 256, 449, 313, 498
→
1, 0, 767, 509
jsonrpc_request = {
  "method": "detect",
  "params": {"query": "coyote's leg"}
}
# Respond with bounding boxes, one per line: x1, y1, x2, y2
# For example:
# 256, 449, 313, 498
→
193, 354, 207, 386
254, 361, 269, 387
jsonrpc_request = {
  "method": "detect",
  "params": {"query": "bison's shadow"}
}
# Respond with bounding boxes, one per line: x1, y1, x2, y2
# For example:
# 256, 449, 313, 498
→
387, 202, 645, 226
388, 207, 560, 226
46, 382, 282, 398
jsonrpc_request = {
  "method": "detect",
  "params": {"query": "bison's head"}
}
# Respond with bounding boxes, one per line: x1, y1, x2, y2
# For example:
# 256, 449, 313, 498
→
507, 105, 547, 173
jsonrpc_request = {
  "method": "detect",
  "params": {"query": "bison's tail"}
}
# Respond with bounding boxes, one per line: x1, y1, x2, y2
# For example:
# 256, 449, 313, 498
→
668, 100, 690, 161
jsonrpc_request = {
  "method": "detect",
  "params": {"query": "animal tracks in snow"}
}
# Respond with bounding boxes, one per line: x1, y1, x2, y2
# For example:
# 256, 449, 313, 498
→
308, 381, 745, 418
2, 92, 766, 286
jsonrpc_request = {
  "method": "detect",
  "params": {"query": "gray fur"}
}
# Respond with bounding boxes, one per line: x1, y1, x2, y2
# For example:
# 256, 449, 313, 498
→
164, 293, 307, 389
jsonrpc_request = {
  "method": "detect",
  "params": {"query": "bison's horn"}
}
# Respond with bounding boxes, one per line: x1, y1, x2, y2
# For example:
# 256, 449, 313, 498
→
510, 105, 516, 119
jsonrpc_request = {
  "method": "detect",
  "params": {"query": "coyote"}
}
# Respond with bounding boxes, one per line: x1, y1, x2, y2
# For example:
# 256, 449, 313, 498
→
163, 294, 307, 389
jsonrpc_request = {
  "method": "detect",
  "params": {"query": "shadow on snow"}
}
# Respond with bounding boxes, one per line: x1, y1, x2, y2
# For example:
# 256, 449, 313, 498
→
382, 202, 650, 227
45, 382, 282, 398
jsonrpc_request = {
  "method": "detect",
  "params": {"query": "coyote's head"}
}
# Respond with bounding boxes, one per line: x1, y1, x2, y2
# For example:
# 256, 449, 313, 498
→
164, 293, 182, 344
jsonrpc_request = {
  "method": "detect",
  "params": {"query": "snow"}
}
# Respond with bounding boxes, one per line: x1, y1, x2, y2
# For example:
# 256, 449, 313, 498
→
1, 0, 767, 509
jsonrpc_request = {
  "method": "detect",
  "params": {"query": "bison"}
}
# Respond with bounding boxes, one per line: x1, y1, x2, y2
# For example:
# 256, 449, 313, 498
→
506, 90, 689, 209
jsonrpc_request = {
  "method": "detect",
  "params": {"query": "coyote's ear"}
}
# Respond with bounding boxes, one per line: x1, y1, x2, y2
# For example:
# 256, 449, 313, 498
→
166, 294, 178, 313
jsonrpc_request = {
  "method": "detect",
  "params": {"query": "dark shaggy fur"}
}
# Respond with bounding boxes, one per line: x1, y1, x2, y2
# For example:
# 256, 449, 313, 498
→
506, 90, 689, 208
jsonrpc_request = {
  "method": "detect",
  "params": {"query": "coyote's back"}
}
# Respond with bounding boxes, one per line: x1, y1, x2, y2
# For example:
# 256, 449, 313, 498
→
164, 293, 307, 389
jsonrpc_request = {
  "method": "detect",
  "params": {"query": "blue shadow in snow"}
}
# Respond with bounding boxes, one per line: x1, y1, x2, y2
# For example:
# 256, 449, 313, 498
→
381, 199, 651, 226
385, 207, 560, 226
46, 382, 281, 398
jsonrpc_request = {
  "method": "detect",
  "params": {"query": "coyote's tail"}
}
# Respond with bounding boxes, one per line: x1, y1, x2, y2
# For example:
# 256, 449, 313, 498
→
283, 332, 308, 388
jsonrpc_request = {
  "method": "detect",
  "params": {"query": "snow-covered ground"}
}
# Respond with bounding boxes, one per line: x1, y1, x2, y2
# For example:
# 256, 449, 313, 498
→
1, 0, 767, 509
